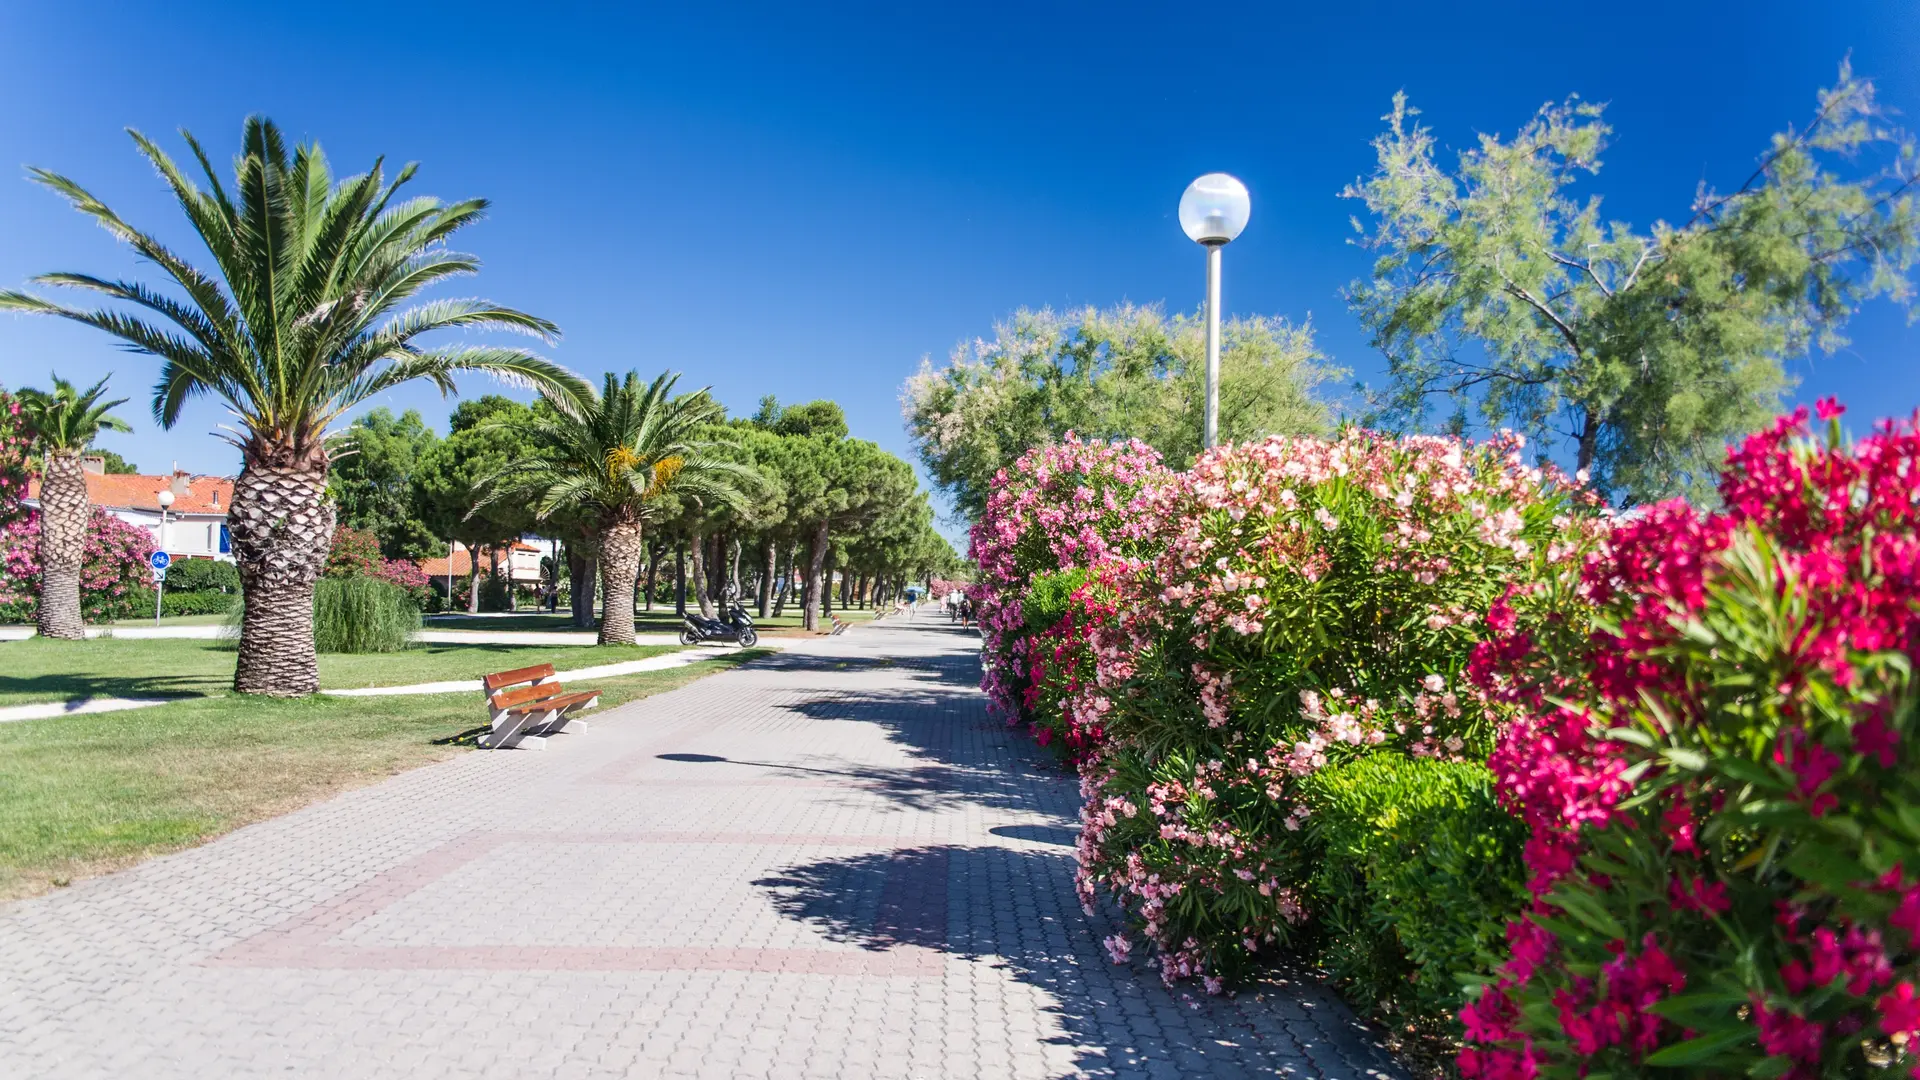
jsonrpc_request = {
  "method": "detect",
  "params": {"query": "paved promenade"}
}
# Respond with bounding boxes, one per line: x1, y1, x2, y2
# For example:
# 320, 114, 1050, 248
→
0, 619, 1406, 1079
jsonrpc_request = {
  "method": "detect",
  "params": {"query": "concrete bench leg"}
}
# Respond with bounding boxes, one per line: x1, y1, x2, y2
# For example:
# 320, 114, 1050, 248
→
479, 710, 546, 750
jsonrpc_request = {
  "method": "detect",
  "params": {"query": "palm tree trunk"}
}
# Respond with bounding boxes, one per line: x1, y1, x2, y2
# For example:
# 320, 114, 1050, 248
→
33, 449, 89, 640
230, 462, 334, 696
597, 517, 644, 646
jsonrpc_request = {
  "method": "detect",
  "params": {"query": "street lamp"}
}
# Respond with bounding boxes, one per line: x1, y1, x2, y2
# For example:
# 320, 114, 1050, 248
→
1179, 173, 1251, 449
155, 488, 175, 622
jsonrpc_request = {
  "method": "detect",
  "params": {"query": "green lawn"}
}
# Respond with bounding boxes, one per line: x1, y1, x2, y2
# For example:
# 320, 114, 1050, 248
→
0, 638, 682, 707
425, 607, 880, 634
0, 649, 768, 900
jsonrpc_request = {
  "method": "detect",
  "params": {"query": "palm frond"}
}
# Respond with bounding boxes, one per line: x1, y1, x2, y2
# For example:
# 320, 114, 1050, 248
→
6, 117, 579, 457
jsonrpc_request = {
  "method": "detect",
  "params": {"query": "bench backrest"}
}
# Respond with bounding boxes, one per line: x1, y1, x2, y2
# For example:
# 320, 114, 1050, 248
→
483, 663, 563, 712
483, 663, 557, 692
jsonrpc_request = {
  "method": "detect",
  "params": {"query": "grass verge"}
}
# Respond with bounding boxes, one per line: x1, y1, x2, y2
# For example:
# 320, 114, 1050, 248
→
0, 638, 682, 706
0, 649, 768, 901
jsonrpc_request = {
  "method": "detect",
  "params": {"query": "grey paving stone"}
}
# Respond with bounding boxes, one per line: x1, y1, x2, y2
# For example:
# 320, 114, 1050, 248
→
0, 618, 1408, 1078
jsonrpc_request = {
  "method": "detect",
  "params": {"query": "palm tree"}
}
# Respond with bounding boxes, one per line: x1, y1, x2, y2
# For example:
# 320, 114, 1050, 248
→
17, 375, 131, 640
0, 118, 585, 695
475, 372, 761, 646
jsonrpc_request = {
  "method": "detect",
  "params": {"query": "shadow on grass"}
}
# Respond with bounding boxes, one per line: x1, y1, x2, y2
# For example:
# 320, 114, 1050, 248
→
0, 672, 216, 704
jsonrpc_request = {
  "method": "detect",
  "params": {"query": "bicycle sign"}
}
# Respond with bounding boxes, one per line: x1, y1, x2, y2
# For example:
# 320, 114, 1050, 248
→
150, 550, 172, 572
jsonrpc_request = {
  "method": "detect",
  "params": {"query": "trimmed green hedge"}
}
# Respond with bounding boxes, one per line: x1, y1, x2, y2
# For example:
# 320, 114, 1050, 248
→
1298, 754, 1528, 1029
127, 588, 241, 618
160, 559, 239, 593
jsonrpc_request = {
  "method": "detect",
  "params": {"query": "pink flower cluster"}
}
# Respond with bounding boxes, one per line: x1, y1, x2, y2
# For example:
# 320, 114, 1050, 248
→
1030, 428, 1600, 989
324, 525, 431, 602
1464, 401, 1920, 1078
967, 433, 1171, 723
0, 390, 28, 523
0, 507, 156, 624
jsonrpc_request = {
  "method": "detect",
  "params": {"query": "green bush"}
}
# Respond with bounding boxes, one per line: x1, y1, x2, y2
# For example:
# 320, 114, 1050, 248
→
478, 570, 513, 612
1298, 754, 1527, 1030
312, 576, 419, 653
160, 559, 239, 593
1021, 567, 1090, 636
129, 588, 240, 617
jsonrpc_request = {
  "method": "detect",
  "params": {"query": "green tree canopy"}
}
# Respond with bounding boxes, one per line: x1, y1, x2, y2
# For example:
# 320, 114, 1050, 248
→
903, 303, 1339, 519
92, 450, 137, 474
327, 407, 439, 560
413, 395, 539, 610
751, 396, 849, 440
1344, 63, 1919, 503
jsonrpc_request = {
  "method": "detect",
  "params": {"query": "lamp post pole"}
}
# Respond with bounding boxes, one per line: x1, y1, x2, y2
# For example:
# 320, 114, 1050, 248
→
154, 489, 174, 622
1179, 173, 1251, 452
1204, 241, 1223, 449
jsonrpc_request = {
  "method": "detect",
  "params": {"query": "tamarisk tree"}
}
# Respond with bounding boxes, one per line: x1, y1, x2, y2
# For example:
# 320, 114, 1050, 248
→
1345, 63, 1919, 502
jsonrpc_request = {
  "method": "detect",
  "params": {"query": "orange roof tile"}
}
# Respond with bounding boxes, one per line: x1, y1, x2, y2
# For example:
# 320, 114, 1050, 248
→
28, 472, 235, 515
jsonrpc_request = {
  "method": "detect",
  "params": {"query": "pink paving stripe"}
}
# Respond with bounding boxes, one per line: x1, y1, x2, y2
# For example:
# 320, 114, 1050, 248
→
207, 944, 944, 976
204, 830, 946, 977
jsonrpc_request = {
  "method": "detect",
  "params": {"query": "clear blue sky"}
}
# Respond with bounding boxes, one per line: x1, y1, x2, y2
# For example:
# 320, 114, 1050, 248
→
2, 1, 1916, 535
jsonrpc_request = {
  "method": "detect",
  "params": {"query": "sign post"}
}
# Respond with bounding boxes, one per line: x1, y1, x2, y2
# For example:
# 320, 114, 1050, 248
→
150, 550, 171, 622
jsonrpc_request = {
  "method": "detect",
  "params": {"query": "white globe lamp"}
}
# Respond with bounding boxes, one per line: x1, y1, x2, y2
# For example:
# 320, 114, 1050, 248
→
1179, 173, 1251, 449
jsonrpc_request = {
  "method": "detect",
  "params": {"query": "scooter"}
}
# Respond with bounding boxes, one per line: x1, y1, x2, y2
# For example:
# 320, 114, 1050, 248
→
681, 600, 758, 647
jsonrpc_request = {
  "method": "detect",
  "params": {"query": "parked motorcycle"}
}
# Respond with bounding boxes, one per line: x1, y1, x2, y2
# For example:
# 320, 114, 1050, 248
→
680, 600, 759, 647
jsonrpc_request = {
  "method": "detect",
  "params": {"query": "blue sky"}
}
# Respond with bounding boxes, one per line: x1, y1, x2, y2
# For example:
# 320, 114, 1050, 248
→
2, 1, 1916, 535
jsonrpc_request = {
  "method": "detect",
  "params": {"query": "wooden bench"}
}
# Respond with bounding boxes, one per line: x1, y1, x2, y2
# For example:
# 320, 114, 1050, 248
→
479, 663, 600, 750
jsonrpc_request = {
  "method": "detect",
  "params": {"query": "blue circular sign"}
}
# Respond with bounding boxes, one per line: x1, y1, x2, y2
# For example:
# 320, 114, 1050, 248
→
150, 550, 171, 571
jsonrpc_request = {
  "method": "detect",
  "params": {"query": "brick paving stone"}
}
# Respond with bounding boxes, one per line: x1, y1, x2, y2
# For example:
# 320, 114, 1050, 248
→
0, 618, 1408, 1079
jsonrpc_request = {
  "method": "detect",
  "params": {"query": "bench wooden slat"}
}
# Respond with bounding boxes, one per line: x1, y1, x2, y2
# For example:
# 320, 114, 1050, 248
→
501, 690, 600, 716
483, 663, 557, 691
489, 682, 572, 710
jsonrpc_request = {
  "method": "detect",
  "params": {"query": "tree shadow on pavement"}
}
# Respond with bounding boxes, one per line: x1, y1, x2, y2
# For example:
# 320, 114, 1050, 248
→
756, 844, 1410, 1080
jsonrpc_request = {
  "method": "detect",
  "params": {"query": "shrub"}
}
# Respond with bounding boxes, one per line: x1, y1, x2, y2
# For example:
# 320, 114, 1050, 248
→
478, 569, 513, 612
312, 576, 419, 654
128, 588, 241, 618
0, 388, 27, 522
969, 434, 1171, 723
1021, 568, 1090, 636
1069, 429, 1601, 990
161, 558, 240, 593
324, 525, 384, 579
1459, 401, 1920, 1080
0, 507, 156, 624
1299, 754, 1527, 1028
324, 524, 430, 608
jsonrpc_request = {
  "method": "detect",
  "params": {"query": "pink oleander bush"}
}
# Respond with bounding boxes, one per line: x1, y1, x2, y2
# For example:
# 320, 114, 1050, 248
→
1459, 402, 1920, 1080
325, 525, 432, 607
0, 507, 156, 624
1069, 429, 1603, 998
0, 388, 27, 522
968, 433, 1172, 733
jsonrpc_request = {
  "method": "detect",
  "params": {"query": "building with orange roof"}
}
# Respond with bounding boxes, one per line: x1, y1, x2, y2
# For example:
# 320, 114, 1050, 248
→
24, 456, 235, 563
